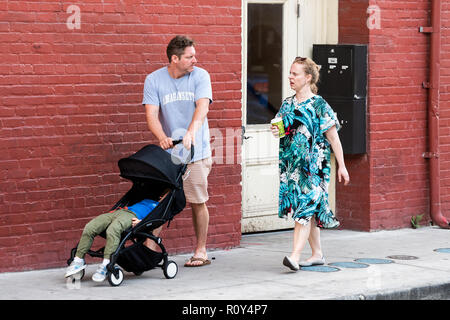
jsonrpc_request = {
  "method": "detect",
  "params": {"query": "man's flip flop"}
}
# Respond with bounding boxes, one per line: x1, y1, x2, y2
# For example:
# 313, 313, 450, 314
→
184, 257, 211, 267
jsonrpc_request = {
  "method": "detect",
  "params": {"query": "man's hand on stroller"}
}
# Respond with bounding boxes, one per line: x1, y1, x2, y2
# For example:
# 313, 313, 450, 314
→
159, 136, 173, 150
131, 218, 141, 228
182, 130, 194, 150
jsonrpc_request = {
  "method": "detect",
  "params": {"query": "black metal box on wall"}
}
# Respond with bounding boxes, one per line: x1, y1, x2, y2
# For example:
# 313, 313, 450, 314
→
326, 98, 366, 154
313, 44, 367, 99
313, 44, 368, 154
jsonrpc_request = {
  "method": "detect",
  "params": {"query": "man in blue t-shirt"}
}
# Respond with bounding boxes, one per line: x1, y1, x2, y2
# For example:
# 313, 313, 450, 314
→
142, 35, 213, 267
65, 190, 170, 282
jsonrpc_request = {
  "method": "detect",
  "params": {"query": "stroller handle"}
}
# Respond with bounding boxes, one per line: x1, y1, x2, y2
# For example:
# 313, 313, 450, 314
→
172, 139, 195, 163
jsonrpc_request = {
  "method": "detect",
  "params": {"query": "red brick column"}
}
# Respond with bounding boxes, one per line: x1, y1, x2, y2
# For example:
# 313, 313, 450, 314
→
336, 0, 371, 230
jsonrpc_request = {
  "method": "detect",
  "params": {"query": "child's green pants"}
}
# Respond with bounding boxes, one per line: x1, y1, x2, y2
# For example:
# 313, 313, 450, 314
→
75, 209, 136, 260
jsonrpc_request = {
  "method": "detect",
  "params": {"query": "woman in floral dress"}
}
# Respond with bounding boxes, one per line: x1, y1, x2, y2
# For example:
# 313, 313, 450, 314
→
271, 57, 350, 271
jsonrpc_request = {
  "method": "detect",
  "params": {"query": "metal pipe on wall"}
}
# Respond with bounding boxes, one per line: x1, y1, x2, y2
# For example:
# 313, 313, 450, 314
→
422, 0, 450, 228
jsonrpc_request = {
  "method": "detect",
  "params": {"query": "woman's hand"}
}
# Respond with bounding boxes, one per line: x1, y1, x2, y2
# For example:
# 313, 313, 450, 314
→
271, 125, 280, 138
337, 166, 350, 185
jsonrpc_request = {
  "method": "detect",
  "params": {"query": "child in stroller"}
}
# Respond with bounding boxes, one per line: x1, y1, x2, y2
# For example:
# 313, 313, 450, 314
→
65, 188, 171, 282
66, 142, 191, 286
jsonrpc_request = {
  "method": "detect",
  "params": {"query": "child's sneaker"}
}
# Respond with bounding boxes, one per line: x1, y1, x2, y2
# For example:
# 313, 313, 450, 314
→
65, 260, 86, 278
92, 264, 107, 282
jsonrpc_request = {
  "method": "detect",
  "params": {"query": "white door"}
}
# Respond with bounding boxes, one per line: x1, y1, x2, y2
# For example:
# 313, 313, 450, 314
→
241, 0, 339, 233
241, 0, 299, 233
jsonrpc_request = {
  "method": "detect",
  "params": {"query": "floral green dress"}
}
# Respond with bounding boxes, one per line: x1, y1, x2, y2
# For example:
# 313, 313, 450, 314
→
276, 95, 340, 229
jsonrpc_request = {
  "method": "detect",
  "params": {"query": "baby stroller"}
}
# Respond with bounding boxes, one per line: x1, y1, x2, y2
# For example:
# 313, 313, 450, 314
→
67, 140, 192, 286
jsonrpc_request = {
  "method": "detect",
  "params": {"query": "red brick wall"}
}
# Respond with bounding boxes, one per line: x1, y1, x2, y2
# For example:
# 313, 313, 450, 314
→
338, 0, 450, 230
0, 0, 242, 272
339, 0, 369, 44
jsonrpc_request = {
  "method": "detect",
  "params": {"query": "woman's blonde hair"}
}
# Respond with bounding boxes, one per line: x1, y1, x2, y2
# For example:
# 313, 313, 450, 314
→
293, 57, 321, 94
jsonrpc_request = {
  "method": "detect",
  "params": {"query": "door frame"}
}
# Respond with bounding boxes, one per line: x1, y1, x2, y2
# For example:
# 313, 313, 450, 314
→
241, 0, 339, 233
241, 0, 299, 233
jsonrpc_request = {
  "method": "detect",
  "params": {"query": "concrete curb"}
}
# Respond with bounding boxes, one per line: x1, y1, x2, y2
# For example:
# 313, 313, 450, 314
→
339, 282, 450, 300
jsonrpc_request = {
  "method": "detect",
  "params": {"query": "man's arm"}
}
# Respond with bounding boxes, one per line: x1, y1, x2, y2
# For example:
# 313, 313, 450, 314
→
145, 104, 173, 150
183, 97, 210, 149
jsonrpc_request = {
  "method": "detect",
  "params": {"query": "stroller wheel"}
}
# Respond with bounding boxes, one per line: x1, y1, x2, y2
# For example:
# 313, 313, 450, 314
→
133, 271, 143, 276
107, 267, 124, 287
163, 260, 178, 279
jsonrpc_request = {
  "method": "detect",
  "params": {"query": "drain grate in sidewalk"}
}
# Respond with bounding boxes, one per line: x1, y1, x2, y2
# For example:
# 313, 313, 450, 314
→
329, 262, 369, 268
300, 265, 340, 272
354, 258, 394, 264
434, 248, 450, 253
386, 255, 418, 260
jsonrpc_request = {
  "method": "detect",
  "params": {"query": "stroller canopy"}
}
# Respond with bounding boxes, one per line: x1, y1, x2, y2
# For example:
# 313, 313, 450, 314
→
118, 145, 184, 188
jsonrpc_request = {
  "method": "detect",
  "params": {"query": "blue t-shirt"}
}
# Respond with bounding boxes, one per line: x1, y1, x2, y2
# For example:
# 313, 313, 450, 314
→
127, 199, 159, 220
142, 66, 213, 162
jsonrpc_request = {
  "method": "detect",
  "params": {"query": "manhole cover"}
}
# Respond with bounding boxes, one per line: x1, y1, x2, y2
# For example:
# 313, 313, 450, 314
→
386, 255, 419, 260
354, 258, 394, 264
300, 265, 340, 272
329, 262, 369, 268
434, 248, 450, 253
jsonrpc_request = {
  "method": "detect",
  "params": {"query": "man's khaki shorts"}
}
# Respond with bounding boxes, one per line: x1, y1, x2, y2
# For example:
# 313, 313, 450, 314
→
182, 157, 212, 204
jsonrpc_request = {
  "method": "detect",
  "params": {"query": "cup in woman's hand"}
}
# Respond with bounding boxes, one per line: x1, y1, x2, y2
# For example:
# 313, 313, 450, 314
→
271, 117, 285, 138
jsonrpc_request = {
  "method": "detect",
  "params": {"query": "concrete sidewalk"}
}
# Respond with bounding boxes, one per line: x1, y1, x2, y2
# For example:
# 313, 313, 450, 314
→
0, 226, 449, 300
